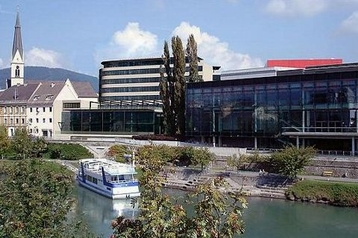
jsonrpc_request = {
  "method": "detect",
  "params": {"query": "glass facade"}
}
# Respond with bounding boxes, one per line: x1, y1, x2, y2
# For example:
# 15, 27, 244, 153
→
61, 109, 163, 135
186, 65, 358, 154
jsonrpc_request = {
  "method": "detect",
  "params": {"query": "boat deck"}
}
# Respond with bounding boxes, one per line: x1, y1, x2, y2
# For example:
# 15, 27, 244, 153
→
81, 158, 136, 176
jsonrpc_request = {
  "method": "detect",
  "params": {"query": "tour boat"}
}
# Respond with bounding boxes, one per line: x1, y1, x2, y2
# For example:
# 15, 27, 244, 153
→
77, 158, 140, 199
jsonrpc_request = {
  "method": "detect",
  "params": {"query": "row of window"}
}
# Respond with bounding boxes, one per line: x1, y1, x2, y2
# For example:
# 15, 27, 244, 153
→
3, 106, 26, 114
28, 118, 53, 123
3, 117, 53, 125
101, 66, 203, 76
100, 95, 161, 102
29, 107, 53, 113
100, 77, 161, 84
101, 86, 159, 93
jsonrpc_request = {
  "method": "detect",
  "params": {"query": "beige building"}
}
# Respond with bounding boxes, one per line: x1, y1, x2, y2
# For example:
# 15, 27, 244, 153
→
0, 12, 98, 138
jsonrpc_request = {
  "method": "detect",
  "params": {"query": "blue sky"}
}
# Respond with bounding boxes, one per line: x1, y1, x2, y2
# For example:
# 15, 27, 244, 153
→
0, 0, 358, 77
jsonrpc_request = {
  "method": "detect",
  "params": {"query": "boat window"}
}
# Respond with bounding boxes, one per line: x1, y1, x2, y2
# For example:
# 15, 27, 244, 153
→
118, 175, 125, 181
111, 176, 117, 182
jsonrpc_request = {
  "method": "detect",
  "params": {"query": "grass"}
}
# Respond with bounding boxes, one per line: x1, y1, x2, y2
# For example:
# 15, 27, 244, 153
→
286, 180, 358, 207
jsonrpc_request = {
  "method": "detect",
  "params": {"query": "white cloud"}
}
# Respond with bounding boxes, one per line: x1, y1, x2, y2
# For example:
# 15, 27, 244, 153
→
340, 11, 358, 34
96, 21, 262, 70
172, 22, 263, 70
96, 22, 158, 61
265, 0, 327, 17
26, 47, 64, 68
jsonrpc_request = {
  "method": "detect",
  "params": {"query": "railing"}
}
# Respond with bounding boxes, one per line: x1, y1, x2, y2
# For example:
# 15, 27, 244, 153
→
282, 126, 358, 133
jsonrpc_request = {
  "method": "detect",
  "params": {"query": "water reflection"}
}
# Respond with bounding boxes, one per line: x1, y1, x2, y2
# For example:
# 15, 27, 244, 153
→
76, 186, 358, 238
76, 185, 139, 237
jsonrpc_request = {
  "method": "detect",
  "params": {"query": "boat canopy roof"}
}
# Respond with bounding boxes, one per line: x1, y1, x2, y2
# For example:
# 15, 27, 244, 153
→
80, 158, 137, 175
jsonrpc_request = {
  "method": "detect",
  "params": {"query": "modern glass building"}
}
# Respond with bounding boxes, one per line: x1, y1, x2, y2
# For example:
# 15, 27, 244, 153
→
61, 109, 163, 136
186, 63, 358, 155
99, 57, 219, 105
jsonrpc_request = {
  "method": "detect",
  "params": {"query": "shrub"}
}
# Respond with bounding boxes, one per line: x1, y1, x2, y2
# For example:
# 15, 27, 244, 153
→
44, 143, 93, 160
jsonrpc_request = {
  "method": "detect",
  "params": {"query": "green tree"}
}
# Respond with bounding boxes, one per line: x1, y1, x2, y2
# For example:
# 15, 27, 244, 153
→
32, 137, 48, 158
11, 128, 32, 159
270, 146, 316, 179
111, 145, 247, 237
172, 36, 186, 135
0, 159, 94, 237
191, 147, 215, 171
186, 34, 200, 83
160, 41, 176, 135
0, 125, 10, 159
227, 153, 248, 171
160, 36, 187, 136
107, 144, 132, 162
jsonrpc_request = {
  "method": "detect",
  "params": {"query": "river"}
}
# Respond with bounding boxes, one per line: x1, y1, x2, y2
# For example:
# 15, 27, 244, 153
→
76, 185, 358, 238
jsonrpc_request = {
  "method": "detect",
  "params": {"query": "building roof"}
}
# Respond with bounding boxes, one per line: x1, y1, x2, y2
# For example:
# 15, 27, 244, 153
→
0, 83, 39, 103
27, 80, 65, 104
266, 59, 343, 68
12, 12, 23, 59
72, 81, 98, 98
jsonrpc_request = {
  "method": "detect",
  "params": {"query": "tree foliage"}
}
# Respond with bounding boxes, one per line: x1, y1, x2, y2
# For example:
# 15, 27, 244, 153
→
270, 146, 316, 179
186, 34, 200, 83
111, 144, 247, 237
0, 125, 10, 159
227, 153, 248, 171
191, 147, 215, 171
0, 159, 93, 237
11, 128, 32, 159
44, 143, 93, 160
107, 144, 132, 162
160, 35, 199, 136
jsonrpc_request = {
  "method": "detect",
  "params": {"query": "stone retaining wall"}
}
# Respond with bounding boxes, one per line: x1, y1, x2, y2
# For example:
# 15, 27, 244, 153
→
305, 159, 358, 178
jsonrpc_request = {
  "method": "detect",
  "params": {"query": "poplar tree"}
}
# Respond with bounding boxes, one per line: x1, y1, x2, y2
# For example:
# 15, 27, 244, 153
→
172, 36, 186, 135
160, 35, 199, 136
160, 41, 175, 135
186, 34, 201, 83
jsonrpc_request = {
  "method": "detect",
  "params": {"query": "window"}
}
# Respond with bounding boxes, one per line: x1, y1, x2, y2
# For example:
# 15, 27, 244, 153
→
36, 118, 39, 123
4, 118, 7, 125
15, 66, 20, 77
63, 103, 80, 108
29, 118, 33, 123
49, 107, 52, 112
33, 95, 40, 101
16, 118, 19, 124
22, 118, 24, 124
45, 95, 54, 100
30, 108, 33, 113
3, 107, 6, 114
43, 107, 46, 112
43, 118, 46, 123
49, 118, 52, 123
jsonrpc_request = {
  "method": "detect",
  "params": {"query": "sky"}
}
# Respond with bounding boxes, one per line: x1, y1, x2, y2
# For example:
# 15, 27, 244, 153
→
0, 0, 358, 77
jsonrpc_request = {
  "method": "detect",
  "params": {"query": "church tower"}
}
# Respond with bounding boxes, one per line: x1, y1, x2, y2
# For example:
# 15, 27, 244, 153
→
8, 11, 24, 88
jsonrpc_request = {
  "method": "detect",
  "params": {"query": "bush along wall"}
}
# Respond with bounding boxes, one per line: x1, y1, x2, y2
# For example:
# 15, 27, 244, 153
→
43, 143, 93, 160
286, 180, 358, 207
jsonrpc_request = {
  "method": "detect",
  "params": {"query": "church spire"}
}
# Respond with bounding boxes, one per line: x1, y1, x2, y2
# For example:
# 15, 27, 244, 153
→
12, 11, 23, 59
9, 10, 24, 88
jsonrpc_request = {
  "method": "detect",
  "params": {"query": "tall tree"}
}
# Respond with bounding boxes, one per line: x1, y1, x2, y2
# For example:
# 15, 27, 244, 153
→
172, 36, 186, 135
160, 41, 175, 135
160, 36, 186, 136
186, 34, 201, 83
